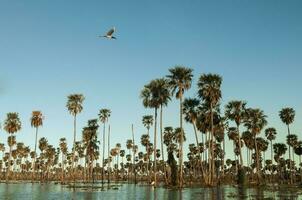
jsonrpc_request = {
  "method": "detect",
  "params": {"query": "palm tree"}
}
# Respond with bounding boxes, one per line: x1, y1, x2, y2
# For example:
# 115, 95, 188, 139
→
156, 79, 170, 179
126, 139, 133, 181
225, 101, 246, 167
142, 115, 153, 181
4, 112, 22, 182
167, 66, 193, 187
142, 115, 153, 136
279, 107, 295, 184
98, 108, 111, 184
82, 119, 99, 182
141, 78, 171, 186
59, 138, 68, 183
273, 143, 287, 182
293, 141, 302, 183
198, 73, 222, 186
30, 111, 44, 182
287, 134, 298, 167
183, 97, 205, 181
66, 94, 85, 180
265, 128, 277, 164
244, 108, 267, 184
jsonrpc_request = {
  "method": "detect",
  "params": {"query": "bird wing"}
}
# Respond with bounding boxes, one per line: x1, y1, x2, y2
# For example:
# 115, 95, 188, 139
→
106, 28, 115, 36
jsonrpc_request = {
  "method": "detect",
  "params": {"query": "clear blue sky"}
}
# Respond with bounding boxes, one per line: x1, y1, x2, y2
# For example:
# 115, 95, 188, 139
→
0, 0, 301, 163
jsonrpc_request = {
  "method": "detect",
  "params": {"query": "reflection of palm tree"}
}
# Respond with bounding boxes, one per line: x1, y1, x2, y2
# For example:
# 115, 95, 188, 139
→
30, 111, 43, 182
167, 66, 193, 188
4, 112, 21, 182
279, 107, 295, 184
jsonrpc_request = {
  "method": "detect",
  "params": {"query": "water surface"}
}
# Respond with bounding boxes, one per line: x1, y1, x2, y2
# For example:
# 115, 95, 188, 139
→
0, 183, 301, 199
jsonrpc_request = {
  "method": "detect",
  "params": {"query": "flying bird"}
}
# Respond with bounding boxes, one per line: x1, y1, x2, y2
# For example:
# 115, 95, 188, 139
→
100, 27, 117, 39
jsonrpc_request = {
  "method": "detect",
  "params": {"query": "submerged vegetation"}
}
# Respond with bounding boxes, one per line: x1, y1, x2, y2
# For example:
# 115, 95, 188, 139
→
0, 67, 301, 191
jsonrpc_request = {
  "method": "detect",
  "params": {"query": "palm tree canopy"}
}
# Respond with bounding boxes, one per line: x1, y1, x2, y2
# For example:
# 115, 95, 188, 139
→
39, 137, 48, 152
243, 108, 267, 135
142, 115, 153, 130
198, 73, 222, 106
140, 78, 171, 109
98, 109, 111, 123
279, 107, 295, 125
183, 98, 200, 123
166, 66, 193, 99
31, 111, 44, 128
66, 94, 85, 116
294, 141, 302, 156
273, 143, 287, 156
4, 112, 22, 134
286, 134, 298, 147
265, 127, 277, 141
225, 100, 247, 126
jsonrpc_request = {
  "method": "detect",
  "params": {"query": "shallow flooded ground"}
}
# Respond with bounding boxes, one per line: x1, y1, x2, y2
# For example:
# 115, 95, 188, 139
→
0, 182, 301, 199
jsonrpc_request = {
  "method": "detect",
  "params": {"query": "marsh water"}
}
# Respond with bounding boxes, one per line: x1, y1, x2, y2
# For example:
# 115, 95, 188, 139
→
0, 182, 301, 200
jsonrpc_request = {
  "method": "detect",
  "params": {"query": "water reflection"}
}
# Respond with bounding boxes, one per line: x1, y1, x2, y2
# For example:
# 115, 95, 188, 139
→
0, 183, 301, 200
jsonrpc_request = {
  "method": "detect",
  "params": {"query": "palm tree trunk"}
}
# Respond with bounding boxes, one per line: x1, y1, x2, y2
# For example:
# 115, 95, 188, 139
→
72, 114, 77, 183
160, 104, 167, 184
210, 102, 215, 185
287, 124, 293, 184
254, 136, 260, 184
61, 154, 64, 183
108, 125, 111, 185
271, 140, 273, 164
132, 124, 136, 184
153, 108, 158, 185
192, 121, 205, 183
6, 145, 12, 183
299, 155, 302, 184
179, 95, 184, 188
32, 127, 38, 182
237, 125, 243, 167
102, 122, 106, 185
222, 136, 225, 177
146, 128, 150, 183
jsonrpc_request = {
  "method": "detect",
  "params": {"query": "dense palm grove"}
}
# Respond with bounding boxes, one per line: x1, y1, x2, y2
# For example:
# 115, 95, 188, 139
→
0, 67, 301, 189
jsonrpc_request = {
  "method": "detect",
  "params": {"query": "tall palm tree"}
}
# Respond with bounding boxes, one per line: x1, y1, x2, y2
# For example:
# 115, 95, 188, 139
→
198, 73, 222, 186
4, 112, 22, 182
141, 78, 172, 186
82, 119, 99, 182
156, 79, 170, 169
225, 100, 246, 167
265, 128, 277, 164
279, 107, 295, 184
142, 115, 153, 180
30, 111, 44, 182
98, 108, 111, 184
183, 97, 205, 181
244, 108, 267, 184
167, 66, 193, 187
66, 94, 85, 180
59, 138, 68, 183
